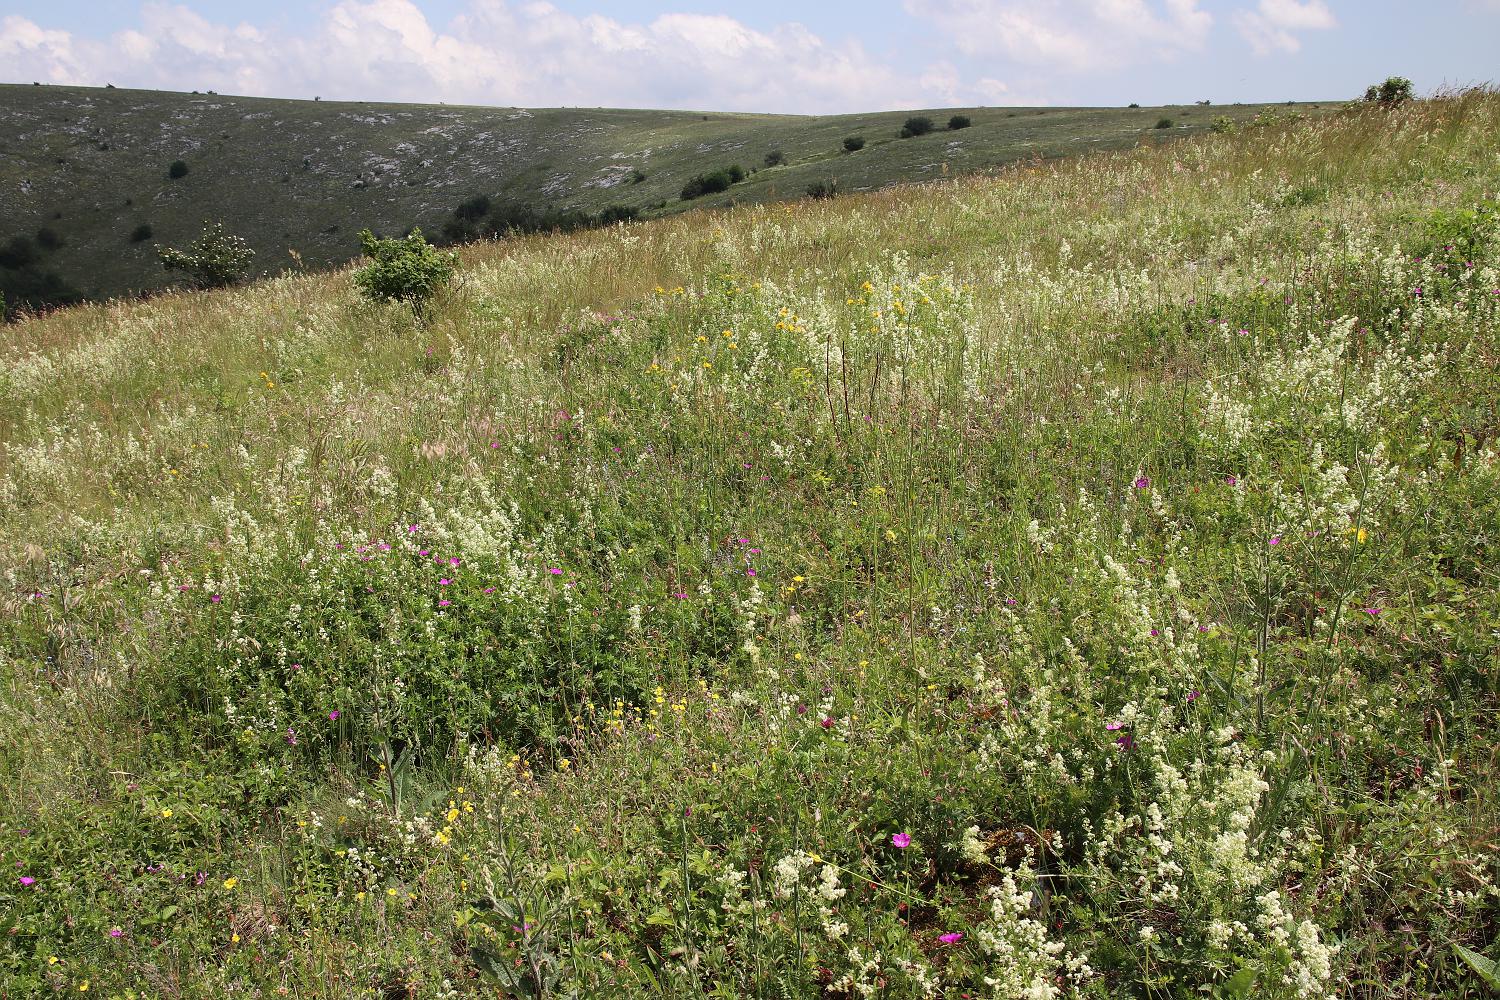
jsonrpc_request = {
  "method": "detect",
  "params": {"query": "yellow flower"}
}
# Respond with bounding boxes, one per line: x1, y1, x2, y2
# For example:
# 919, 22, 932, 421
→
231, 933, 241, 944
222, 877, 238, 891
557, 758, 571, 771
79, 982, 90, 993
160, 808, 173, 818
1356, 527, 1367, 543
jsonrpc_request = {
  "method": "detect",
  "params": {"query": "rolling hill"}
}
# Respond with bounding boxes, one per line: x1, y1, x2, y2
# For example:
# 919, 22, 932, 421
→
0, 84, 1331, 311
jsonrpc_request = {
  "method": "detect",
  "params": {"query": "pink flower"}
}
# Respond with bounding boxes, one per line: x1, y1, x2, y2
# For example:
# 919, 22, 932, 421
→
449, 557, 461, 567
1105, 721, 1124, 731
1187, 690, 1201, 702
1269, 536, 1282, 546
1225, 475, 1239, 486
328, 710, 340, 721
1362, 607, 1382, 615
746, 569, 757, 577
547, 567, 563, 575
19, 876, 35, 886
109, 928, 124, 938
407, 524, 420, 534
439, 578, 453, 586
210, 594, 222, 603
1134, 476, 1150, 490
891, 833, 911, 849
938, 932, 963, 944
483, 587, 496, 594
438, 599, 452, 607
820, 717, 834, 729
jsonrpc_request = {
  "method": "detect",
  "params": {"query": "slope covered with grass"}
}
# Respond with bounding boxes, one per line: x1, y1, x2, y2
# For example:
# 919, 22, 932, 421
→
0, 83, 1326, 311
1, 93, 1498, 999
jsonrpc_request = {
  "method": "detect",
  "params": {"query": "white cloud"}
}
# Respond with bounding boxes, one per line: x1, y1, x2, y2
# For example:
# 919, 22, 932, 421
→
902, 0, 1212, 73
0, 1, 1025, 113
1231, 0, 1336, 56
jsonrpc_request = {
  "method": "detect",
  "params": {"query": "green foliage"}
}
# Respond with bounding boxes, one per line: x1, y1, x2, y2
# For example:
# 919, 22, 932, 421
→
680, 165, 745, 200
1364, 76, 1415, 106
764, 150, 786, 167
899, 115, 934, 137
129, 223, 154, 243
0, 235, 39, 269
1211, 115, 1238, 134
947, 114, 972, 130
168, 158, 189, 179
352, 227, 457, 316
35, 227, 62, 251
1156, 117, 1175, 129
842, 135, 866, 152
805, 178, 839, 200
157, 222, 255, 289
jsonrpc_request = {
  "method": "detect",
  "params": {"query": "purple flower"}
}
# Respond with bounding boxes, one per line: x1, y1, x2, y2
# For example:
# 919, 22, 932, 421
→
1269, 536, 1282, 546
407, 524, 420, 534
891, 833, 911, 849
547, 567, 563, 576
438, 599, 452, 607
1134, 476, 1151, 490
1115, 734, 1136, 751
210, 594, 222, 603
19, 876, 35, 887
673, 592, 689, 599
1225, 475, 1238, 486
1361, 607, 1382, 616
820, 717, 834, 729
328, 710, 340, 721
1149, 628, 1160, 637
1187, 689, 1201, 702
1105, 721, 1124, 731
938, 932, 964, 944
438, 578, 453, 586
109, 928, 124, 938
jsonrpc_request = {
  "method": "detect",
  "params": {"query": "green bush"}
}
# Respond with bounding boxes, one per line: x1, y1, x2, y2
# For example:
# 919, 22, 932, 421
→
130, 223, 154, 243
168, 159, 189, 179
1210, 115, 1238, 134
0, 236, 39, 270
157, 222, 255, 289
843, 135, 865, 152
947, 114, 972, 130
899, 116, 934, 138
352, 228, 457, 318
596, 204, 639, 225
681, 166, 745, 201
1364, 76, 1414, 106
36, 227, 63, 251
805, 178, 839, 200
1155, 117, 1174, 129
764, 150, 786, 167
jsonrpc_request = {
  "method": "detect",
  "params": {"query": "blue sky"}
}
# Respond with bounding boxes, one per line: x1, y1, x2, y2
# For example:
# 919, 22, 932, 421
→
2, 1, 1497, 113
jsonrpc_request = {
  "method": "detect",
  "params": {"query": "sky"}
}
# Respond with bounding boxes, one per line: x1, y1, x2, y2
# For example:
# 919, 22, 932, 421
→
1, 1, 1497, 114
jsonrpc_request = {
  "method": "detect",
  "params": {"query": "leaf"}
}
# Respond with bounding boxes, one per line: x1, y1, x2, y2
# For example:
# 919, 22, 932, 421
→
1455, 944, 1500, 992
1218, 967, 1256, 998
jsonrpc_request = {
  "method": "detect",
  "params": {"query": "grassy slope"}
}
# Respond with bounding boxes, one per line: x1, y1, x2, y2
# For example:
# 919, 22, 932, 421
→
0, 84, 1327, 304
1, 95, 1498, 998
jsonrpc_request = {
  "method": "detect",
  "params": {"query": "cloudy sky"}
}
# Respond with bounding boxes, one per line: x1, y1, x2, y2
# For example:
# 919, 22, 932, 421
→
2, 1, 1497, 113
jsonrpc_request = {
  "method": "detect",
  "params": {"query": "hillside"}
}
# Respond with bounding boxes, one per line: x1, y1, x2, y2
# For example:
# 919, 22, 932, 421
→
0, 84, 1329, 311
2, 93, 1498, 998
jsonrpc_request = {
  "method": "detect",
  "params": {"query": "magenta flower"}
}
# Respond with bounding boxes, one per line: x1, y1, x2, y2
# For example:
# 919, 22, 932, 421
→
449, 557, 461, 567
1134, 476, 1151, 489
438, 578, 453, 586
746, 569, 757, 577
109, 928, 124, 938
210, 594, 222, 603
285, 728, 297, 746
1115, 734, 1136, 750
1187, 689, 1201, 702
820, 717, 834, 729
891, 833, 911, 849
19, 876, 35, 887
1269, 536, 1282, 546
547, 567, 563, 575
438, 599, 452, 607
483, 586, 496, 594
328, 710, 340, 721
1105, 721, 1124, 731
407, 524, 419, 534
938, 932, 964, 944
673, 592, 688, 599
1225, 475, 1239, 486
1361, 607, 1382, 616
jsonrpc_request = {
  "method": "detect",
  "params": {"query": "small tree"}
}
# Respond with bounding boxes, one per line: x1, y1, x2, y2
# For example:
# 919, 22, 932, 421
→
900, 116, 934, 138
353, 228, 457, 319
805, 178, 839, 200
947, 114, 972, 130
1155, 118, 1174, 129
168, 159, 189, 179
158, 223, 255, 289
764, 150, 786, 167
843, 135, 865, 152
130, 223, 154, 243
1363, 76, 1414, 107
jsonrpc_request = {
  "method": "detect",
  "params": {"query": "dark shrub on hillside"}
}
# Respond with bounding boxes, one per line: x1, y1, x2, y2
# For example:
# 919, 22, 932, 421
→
1363, 76, 1414, 107
630, 168, 647, 184
130, 224, 154, 243
948, 115, 972, 130
900, 116, 935, 137
843, 135, 865, 152
168, 159, 189, 179
1, 267, 81, 317
597, 204, 639, 225
353, 228, 456, 319
1155, 118, 1174, 129
806, 178, 839, 200
764, 150, 786, 167
0, 236, 40, 270
455, 194, 491, 222
1129, 102, 1140, 108
681, 166, 745, 200
36, 227, 63, 250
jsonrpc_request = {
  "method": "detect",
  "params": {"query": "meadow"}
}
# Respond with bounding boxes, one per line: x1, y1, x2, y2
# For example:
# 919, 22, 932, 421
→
0, 83, 1325, 310
1, 91, 1497, 998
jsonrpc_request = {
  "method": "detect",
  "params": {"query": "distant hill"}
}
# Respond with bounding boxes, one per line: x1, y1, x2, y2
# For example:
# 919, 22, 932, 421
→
0, 85, 1331, 311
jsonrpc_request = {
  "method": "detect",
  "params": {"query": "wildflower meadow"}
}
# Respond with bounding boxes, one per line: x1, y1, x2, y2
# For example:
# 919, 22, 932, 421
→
1, 92, 1498, 998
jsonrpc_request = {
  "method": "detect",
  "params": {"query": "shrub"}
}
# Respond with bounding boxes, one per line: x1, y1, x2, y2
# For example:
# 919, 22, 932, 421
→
1155, 118, 1174, 129
764, 150, 786, 167
455, 194, 492, 222
1128, 102, 1140, 108
157, 222, 255, 289
947, 115, 972, 130
130, 224, 153, 243
352, 228, 457, 318
630, 168, 647, 184
168, 159, 189, 179
35, 227, 63, 251
843, 135, 865, 152
1210, 116, 1238, 134
899, 116, 934, 138
805, 178, 839, 200
1363, 76, 1414, 107
0, 236, 40, 270
597, 204, 639, 225
681, 166, 744, 200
